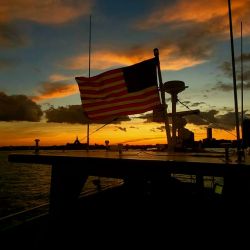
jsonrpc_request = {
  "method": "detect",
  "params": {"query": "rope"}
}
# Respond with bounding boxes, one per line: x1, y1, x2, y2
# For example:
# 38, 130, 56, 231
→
80, 117, 118, 141
80, 98, 237, 142
177, 98, 237, 138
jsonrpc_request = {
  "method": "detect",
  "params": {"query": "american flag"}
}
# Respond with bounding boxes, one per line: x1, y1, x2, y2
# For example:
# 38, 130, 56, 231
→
75, 58, 161, 121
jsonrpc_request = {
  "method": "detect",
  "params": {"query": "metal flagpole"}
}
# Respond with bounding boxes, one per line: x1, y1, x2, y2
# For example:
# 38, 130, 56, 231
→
153, 48, 172, 150
228, 0, 241, 160
87, 15, 92, 149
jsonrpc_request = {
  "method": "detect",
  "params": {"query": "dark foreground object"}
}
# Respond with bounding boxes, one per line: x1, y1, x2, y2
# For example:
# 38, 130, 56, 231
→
6, 151, 250, 247
1, 180, 249, 249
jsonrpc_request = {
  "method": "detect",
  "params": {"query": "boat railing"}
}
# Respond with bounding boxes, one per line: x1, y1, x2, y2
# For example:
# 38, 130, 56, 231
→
171, 173, 223, 193
0, 176, 124, 232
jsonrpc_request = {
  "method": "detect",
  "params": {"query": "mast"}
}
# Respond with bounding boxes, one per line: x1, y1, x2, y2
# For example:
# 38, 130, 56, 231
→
153, 48, 172, 149
228, 0, 241, 159
240, 21, 244, 138
87, 15, 92, 149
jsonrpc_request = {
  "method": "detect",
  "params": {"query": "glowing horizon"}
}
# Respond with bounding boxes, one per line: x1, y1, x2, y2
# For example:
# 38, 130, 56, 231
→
0, 120, 237, 147
0, 0, 249, 147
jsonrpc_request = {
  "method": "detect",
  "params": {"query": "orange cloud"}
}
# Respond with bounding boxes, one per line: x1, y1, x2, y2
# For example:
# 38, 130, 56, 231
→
138, 0, 250, 37
62, 1, 250, 73
65, 50, 150, 71
32, 82, 78, 102
0, 0, 93, 24
65, 47, 205, 72
159, 47, 206, 70
49, 74, 72, 82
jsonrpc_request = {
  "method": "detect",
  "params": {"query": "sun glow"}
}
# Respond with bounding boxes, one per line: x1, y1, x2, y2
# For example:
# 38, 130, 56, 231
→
0, 120, 237, 147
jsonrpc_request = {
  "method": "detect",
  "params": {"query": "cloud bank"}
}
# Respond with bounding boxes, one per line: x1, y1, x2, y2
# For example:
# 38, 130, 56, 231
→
0, 92, 43, 121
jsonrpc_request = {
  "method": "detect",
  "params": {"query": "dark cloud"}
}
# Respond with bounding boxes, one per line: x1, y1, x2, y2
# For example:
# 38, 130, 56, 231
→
45, 105, 89, 124
235, 53, 250, 62
219, 60, 250, 82
186, 110, 241, 131
137, 14, 229, 65
181, 101, 191, 105
150, 125, 172, 133
218, 53, 250, 89
135, 0, 250, 68
186, 110, 218, 126
211, 81, 233, 92
135, 107, 238, 131
191, 102, 206, 107
156, 126, 165, 132
168, 23, 215, 60
45, 105, 131, 124
0, 23, 26, 49
157, 16, 230, 65
112, 116, 131, 124
138, 109, 214, 127
129, 126, 139, 129
219, 61, 232, 78
115, 126, 127, 132
113, 116, 131, 123
136, 111, 171, 124
240, 70, 250, 82
116, 18, 220, 72
243, 82, 250, 90
210, 81, 250, 92
222, 107, 234, 112
214, 112, 237, 130
138, 107, 201, 124
0, 92, 43, 121
137, 112, 154, 123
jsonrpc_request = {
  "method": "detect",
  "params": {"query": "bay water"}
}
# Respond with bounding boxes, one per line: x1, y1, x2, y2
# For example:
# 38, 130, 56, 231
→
0, 150, 122, 220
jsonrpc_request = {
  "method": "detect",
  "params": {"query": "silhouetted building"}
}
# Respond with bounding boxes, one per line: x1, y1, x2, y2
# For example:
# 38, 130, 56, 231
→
66, 136, 88, 149
34, 139, 40, 153
74, 136, 81, 145
207, 128, 212, 140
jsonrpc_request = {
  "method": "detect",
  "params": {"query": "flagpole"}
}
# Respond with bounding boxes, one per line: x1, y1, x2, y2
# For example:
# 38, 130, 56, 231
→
153, 48, 172, 150
228, 0, 241, 160
87, 15, 92, 149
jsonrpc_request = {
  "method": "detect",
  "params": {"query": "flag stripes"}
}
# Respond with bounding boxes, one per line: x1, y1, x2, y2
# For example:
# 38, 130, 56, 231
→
85, 89, 160, 120
83, 87, 158, 110
75, 58, 161, 121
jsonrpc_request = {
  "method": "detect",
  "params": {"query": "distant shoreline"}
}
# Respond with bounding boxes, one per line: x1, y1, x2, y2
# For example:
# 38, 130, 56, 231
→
0, 139, 239, 151
0, 144, 154, 151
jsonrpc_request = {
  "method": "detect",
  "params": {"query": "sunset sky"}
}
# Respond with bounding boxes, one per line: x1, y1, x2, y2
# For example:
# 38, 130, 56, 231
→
0, 0, 250, 147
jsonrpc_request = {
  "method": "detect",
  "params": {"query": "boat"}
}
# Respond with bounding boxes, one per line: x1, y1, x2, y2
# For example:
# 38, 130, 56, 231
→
2, 1, 250, 246
2, 148, 250, 246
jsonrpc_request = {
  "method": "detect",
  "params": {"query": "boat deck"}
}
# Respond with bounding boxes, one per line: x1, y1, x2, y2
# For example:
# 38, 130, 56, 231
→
1, 181, 249, 248
3, 149, 250, 247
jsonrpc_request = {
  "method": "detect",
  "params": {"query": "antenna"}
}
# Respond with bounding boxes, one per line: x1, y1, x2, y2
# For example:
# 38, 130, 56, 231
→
228, 0, 241, 161
240, 21, 244, 138
153, 48, 172, 150
87, 15, 92, 149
